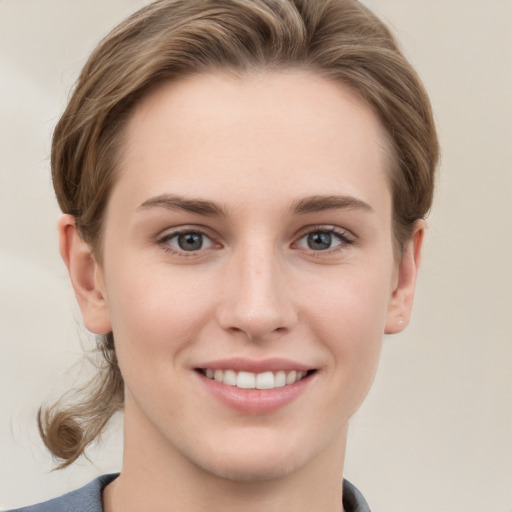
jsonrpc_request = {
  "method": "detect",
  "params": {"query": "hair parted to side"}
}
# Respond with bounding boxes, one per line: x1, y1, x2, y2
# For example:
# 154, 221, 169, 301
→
41, 0, 439, 468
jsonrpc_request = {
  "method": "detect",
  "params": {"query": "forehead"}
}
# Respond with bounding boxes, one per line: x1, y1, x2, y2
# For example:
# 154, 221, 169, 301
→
114, 70, 391, 214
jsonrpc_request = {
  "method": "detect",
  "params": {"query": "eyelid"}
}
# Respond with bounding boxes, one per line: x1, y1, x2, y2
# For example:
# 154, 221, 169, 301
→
292, 225, 356, 253
154, 224, 356, 258
156, 226, 222, 256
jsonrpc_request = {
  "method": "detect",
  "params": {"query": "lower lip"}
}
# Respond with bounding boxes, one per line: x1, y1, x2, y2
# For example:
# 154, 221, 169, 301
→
196, 371, 315, 415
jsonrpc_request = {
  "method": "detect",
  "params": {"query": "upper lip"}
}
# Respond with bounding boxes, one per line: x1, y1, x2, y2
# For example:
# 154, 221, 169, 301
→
194, 357, 314, 373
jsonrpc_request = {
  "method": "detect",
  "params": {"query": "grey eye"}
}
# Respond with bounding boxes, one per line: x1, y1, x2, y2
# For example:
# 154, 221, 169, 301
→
296, 229, 348, 252
177, 232, 204, 251
164, 231, 214, 252
306, 232, 333, 251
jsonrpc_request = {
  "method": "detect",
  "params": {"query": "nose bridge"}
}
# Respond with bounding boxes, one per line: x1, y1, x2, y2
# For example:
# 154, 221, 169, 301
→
218, 236, 296, 340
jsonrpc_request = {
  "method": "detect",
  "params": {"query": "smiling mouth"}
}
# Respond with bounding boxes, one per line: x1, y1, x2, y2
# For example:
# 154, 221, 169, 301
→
196, 368, 316, 390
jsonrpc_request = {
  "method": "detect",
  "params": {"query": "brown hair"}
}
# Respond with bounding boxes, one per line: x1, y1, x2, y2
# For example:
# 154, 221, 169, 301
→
40, 0, 439, 468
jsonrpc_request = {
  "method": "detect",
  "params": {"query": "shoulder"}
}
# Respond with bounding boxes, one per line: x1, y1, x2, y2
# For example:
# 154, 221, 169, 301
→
8, 475, 368, 512
343, 479, 372, 512
5, 474, 119, 512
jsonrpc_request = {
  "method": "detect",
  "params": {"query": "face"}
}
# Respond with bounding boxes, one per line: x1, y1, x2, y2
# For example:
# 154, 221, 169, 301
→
71, 70, 420, 483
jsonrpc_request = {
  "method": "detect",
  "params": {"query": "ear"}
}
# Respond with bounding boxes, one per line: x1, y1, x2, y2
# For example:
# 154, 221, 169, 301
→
58, 214, 112, 335
385, 220, 425, 334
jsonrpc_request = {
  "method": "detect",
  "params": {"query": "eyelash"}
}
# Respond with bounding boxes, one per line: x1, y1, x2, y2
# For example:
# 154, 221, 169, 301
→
294, 225, 355, 256
157, 228, 219, 257
156, 225, 355, 257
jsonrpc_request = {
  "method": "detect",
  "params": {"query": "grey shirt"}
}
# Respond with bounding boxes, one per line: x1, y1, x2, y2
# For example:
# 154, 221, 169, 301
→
8, 474, 371, 512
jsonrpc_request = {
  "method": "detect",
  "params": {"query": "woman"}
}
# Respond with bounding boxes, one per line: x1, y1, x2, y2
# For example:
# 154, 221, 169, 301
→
11, 0, 439, 510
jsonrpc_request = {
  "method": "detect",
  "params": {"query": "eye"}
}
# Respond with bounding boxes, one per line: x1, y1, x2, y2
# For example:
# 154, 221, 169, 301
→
160, 230, 215, 254
295, 228, 353, 252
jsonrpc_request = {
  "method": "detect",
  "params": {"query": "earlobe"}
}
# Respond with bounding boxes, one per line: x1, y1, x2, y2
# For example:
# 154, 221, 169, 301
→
384, 220, 425, 335
58, 214, 112, 335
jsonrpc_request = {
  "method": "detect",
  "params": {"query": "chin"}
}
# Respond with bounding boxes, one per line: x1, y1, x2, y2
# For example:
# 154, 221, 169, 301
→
188, 429, 317, 483
197, 452, 302, 483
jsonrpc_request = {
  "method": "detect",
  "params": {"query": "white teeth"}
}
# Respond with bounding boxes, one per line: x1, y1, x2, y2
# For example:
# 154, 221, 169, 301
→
286, 370, 297, 385
223, 369, 237, 386
237, 371, 256, 389
256, 371, 274, 389
206, 368, 309, 389
274, 370, 286, 388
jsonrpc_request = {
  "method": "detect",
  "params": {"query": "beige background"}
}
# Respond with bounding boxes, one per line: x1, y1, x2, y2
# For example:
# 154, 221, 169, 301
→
1, 0, 511, 510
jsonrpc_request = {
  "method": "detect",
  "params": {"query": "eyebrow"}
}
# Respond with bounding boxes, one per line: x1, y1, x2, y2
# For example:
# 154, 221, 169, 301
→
290, 195, 374, 215
138, 194, 228, 217
137, 193, 373, 217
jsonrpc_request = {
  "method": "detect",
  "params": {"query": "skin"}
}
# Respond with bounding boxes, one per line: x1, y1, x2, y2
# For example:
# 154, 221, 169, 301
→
60, 70, 423, 512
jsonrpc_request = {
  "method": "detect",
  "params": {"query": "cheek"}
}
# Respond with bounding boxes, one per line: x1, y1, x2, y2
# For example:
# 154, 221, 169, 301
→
103, 264, 218, 371
307, 267, 391, 393
309, 266, 392, 341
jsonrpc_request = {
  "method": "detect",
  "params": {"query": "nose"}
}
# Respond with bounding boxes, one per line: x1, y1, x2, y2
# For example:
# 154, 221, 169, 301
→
216, 242, 298, 342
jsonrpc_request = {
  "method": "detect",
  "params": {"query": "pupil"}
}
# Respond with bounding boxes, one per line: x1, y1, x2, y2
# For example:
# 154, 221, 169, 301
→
307, 232, 331, 250
178, 233, 202, 251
